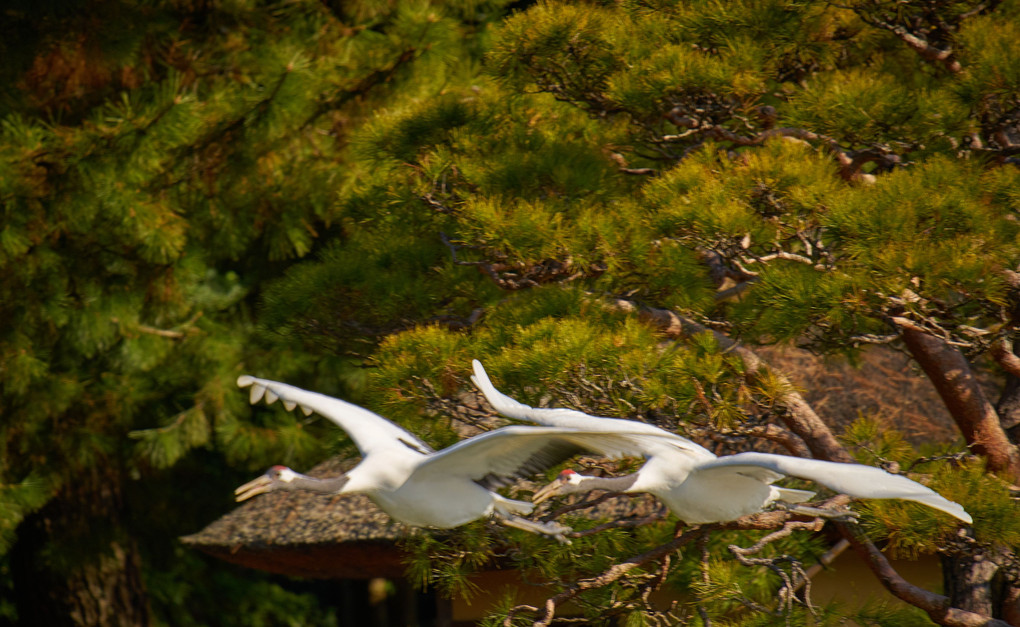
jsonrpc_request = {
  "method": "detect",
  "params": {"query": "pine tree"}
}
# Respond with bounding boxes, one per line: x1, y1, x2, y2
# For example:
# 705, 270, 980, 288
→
253, 0, 1020, 624
5, 0, 1020, 625
0, 0, 510, 624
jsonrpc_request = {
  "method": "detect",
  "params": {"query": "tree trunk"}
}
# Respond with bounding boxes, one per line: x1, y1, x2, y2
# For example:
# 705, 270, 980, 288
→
1002, 584, 1020, 626
994, 342, 1020, 444
895, 320, 1020, 480
941, 552, 1001, 618
11, 466, 149, 627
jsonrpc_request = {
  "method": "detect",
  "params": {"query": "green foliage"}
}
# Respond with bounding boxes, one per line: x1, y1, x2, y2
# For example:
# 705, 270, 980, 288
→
401, 525, 497, 599
785, 69, 967, 146
847, 600, 935, 627
5, 0, 1020, 623
951, 13, 1020, 108
1, 0, 520, 622
146, 548, 338, 627
842, 417, 1020, 558
0, 474, 54, 554
488, 2, 623, 97
355, 95, 479, 165
371, 297, 752, 436
608, 43, 762, 122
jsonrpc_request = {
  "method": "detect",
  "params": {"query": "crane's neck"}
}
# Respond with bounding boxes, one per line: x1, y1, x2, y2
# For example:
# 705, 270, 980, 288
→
574, 473, 639, 494
288, 473, 351, 494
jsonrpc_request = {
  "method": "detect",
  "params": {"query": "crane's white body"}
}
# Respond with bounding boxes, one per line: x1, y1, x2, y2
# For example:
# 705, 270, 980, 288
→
236, 375, 665, 534
471, 360, 972, 524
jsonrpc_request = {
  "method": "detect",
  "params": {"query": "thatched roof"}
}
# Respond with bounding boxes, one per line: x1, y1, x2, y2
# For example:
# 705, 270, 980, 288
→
181, 457, 412, 579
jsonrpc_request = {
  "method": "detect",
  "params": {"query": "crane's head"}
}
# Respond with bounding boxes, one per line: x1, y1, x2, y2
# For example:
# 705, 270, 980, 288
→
532, 469, 584, 504
235, 465, 299, 502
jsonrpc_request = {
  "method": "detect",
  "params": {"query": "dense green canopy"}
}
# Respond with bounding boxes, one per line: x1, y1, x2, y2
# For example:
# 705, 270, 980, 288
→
2, 0, 1019, 625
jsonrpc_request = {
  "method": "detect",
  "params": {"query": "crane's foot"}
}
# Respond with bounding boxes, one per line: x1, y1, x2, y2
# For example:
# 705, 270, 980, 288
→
499, 515, 573, 544
777, 503, 860, 523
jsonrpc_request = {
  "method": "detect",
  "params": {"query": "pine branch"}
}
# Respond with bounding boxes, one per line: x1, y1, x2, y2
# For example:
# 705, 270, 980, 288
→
510, 499, 853, 627
441, 233, 603, 290
692, 423, 812, 458
111, 312, 203, 340
696, 533, 713, 626
159, 47, 418, 193
603, 298, 855, 463
507, 526, 704, 627
593, 299, 1017, 624
163, 67, 294, 171
663, 111, 896, 182
836, 3, 963, 74
296, 47, 419, 134
728, 519, 825, 615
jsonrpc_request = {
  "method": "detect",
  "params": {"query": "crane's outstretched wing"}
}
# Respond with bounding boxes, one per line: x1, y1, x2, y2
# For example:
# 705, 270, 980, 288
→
415, 425, 670, 489
694, 452, 972, 523
471, 360, 712, 457
237, 375, 434, 457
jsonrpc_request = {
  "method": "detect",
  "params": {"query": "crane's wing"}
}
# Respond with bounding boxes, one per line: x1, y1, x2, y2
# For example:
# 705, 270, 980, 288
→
414, 425, 670, 489
471, 360, 712, 457
237, 375, 434, 457
694, 452, 972, 523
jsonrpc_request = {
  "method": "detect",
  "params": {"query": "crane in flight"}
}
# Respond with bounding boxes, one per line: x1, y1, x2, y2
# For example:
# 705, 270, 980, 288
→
233, 375, 672, 542
470, 360, 972, 525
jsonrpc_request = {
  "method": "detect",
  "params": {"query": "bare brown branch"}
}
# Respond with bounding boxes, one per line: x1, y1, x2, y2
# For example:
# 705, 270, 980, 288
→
728, 519, 824, 614
524, 527, 703, 627
112, 312, 204, 339
850, 9, 962, 73
991, 338, 1020, 380
672, 121, 887, 182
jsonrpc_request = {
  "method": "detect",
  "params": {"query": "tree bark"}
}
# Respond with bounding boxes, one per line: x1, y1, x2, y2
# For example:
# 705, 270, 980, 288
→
992, 339, 1020, 444
11, 466, 150, 627
1002, 584, 1020, 626
995, 374, 1020, 444
894, 320, 1020, 480
941, 550, 1002, 619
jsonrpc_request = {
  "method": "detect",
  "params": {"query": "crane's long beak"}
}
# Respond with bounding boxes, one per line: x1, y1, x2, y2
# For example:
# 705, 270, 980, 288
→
532, 478, 566, 505
235, 475, 272, 502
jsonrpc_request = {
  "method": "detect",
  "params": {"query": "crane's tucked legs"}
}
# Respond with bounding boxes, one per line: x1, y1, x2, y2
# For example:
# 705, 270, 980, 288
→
774, 502, 860, 523
497, 515, 572, 544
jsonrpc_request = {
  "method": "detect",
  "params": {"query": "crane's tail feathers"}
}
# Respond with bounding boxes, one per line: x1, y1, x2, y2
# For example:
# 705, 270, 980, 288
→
709, 453, 973, 525
900, 494, 972, 524
775, 487, 815, 504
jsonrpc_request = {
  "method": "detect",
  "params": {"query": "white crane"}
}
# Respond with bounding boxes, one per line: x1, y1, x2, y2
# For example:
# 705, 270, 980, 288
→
471, 360, 972, 525
233, 375, 672, 542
